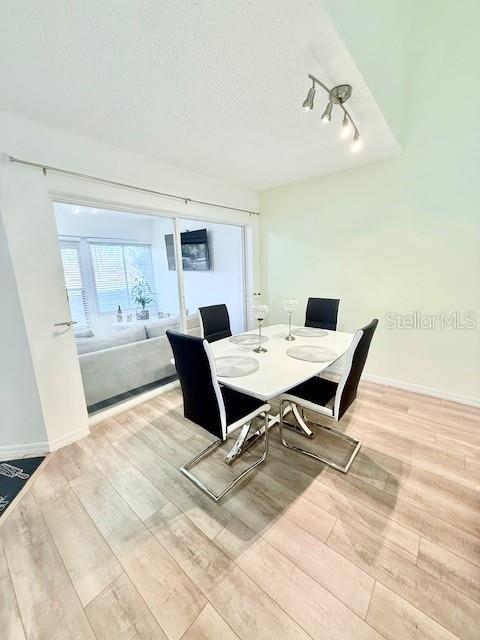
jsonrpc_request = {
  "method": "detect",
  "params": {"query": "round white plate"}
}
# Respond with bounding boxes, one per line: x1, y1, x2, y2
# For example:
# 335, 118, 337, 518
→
291, 327, 329, 337
286, 345, 338, 363
215, 356, 260, 377
229, 334, 269, 346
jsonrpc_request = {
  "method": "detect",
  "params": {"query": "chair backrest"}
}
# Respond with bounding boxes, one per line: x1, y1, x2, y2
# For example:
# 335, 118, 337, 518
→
305, 298, 340, 331
166, 330, 226, 439
199, 304, 232, 342
334, 319, 378, 420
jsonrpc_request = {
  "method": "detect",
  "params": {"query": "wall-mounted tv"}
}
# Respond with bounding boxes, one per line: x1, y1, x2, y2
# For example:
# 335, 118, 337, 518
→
165, 229, 211, 271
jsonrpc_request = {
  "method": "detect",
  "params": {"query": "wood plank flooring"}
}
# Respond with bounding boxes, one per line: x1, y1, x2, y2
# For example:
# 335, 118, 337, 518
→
1, 382, 479, 640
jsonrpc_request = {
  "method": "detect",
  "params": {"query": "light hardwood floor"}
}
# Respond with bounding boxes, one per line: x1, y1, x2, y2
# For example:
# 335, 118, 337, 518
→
1, 382, 479, 640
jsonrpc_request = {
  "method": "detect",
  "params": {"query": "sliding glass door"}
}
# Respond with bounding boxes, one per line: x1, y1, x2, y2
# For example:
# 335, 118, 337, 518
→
179, 218, 245, 334
55, 203, 182, 413
55, 203, 246, 414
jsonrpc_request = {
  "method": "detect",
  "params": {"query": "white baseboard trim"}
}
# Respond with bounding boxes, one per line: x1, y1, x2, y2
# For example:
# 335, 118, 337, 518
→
4, 373, 476, 459
1, 428, 91, 457
0, 440, 49, 459
325, 362, 480, 408
48, 426, 91, 452
88, 379, 180, 427
1, 381, 181, 457
361, 373, 480, 408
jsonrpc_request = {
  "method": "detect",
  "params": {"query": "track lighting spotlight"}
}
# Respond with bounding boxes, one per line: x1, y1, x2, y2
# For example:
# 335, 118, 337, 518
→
301, 74, 361, 149
302, 84, 315, 111
340, 113, 351, 138
351, 130, 362, 152
321, 102, 333, 123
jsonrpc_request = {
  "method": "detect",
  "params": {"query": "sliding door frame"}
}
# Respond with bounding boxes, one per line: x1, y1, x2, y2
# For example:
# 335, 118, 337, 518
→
52, 196, 249, 336
173, 216, 188, 331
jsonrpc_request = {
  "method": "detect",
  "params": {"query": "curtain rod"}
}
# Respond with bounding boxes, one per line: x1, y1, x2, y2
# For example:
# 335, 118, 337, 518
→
8, 155, 260, 216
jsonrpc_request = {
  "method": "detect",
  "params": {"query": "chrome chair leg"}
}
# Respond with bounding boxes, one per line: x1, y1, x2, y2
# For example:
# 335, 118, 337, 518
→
181, 412, 269, 502
278, 400, 361, 474
224, 421, 252, 464
282, 403, 315, 438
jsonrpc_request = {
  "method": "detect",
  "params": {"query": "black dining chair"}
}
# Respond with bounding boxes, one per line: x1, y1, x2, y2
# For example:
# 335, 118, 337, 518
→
278, 319, 378, 473
305, 297, 340, 331
166, 330, 270, 501
199, 304, 232, 342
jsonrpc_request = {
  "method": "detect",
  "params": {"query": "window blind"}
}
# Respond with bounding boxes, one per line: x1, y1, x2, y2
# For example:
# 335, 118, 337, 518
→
89, 242, 155, 313
60, 241, 89, 328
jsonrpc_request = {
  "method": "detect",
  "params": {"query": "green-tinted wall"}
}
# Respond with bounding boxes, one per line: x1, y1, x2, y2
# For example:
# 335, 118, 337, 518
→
323, 0, 414, 143
260, 1, 480, 400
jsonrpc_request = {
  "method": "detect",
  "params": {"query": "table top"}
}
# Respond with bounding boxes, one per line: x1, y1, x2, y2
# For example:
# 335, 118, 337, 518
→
211, 324, 354, 401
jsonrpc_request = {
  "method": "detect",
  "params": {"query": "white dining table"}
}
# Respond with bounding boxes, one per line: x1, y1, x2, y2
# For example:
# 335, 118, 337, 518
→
211, 323, 354, 401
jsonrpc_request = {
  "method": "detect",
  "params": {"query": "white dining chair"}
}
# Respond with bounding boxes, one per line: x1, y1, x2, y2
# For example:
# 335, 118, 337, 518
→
167, 330, 270, 501
278, 319, 378, 473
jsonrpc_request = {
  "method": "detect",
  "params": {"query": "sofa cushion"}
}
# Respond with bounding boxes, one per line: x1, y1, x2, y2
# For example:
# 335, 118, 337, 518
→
146, 313, 200, 339
79, 334, 176, 406
76, 325, 148, 355
187, 313, 200, 329
145, 318, 178, 339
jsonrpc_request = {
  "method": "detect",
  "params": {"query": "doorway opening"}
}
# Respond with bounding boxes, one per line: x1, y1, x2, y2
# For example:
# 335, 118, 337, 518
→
54, 202, 247, 414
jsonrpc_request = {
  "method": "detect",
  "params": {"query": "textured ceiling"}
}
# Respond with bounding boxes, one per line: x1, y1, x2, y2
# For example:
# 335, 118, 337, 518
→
0, 1, 400, 190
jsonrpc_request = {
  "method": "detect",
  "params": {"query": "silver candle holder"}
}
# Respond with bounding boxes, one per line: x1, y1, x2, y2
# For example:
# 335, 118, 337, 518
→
252, 303, 269, 353
283, 297, 298, 341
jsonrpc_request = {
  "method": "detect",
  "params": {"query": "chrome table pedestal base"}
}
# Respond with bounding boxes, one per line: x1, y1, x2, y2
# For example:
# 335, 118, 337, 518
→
278, 400, 361, 474
181, 412, 269, 502
224, 412, 280, 464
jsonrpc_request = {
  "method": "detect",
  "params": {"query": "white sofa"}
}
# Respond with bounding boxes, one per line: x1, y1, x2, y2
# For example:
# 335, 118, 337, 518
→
76, 315, 200, 408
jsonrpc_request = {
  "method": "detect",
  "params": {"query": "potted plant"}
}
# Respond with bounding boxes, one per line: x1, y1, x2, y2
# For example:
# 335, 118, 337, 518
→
131, 278, 155, 320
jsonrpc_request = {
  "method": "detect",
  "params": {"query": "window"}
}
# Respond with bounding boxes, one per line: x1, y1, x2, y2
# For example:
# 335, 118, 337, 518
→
90, 242, 155, 313
60, 241, 89, 328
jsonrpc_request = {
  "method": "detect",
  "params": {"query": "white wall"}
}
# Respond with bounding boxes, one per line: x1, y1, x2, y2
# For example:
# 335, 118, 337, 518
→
260, 2, 480, 405
179, 219, 245, 334
0, 212, 47, 453
0, 161, 90, 451
0, 109, 258, 453
152, 218, 245, 333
